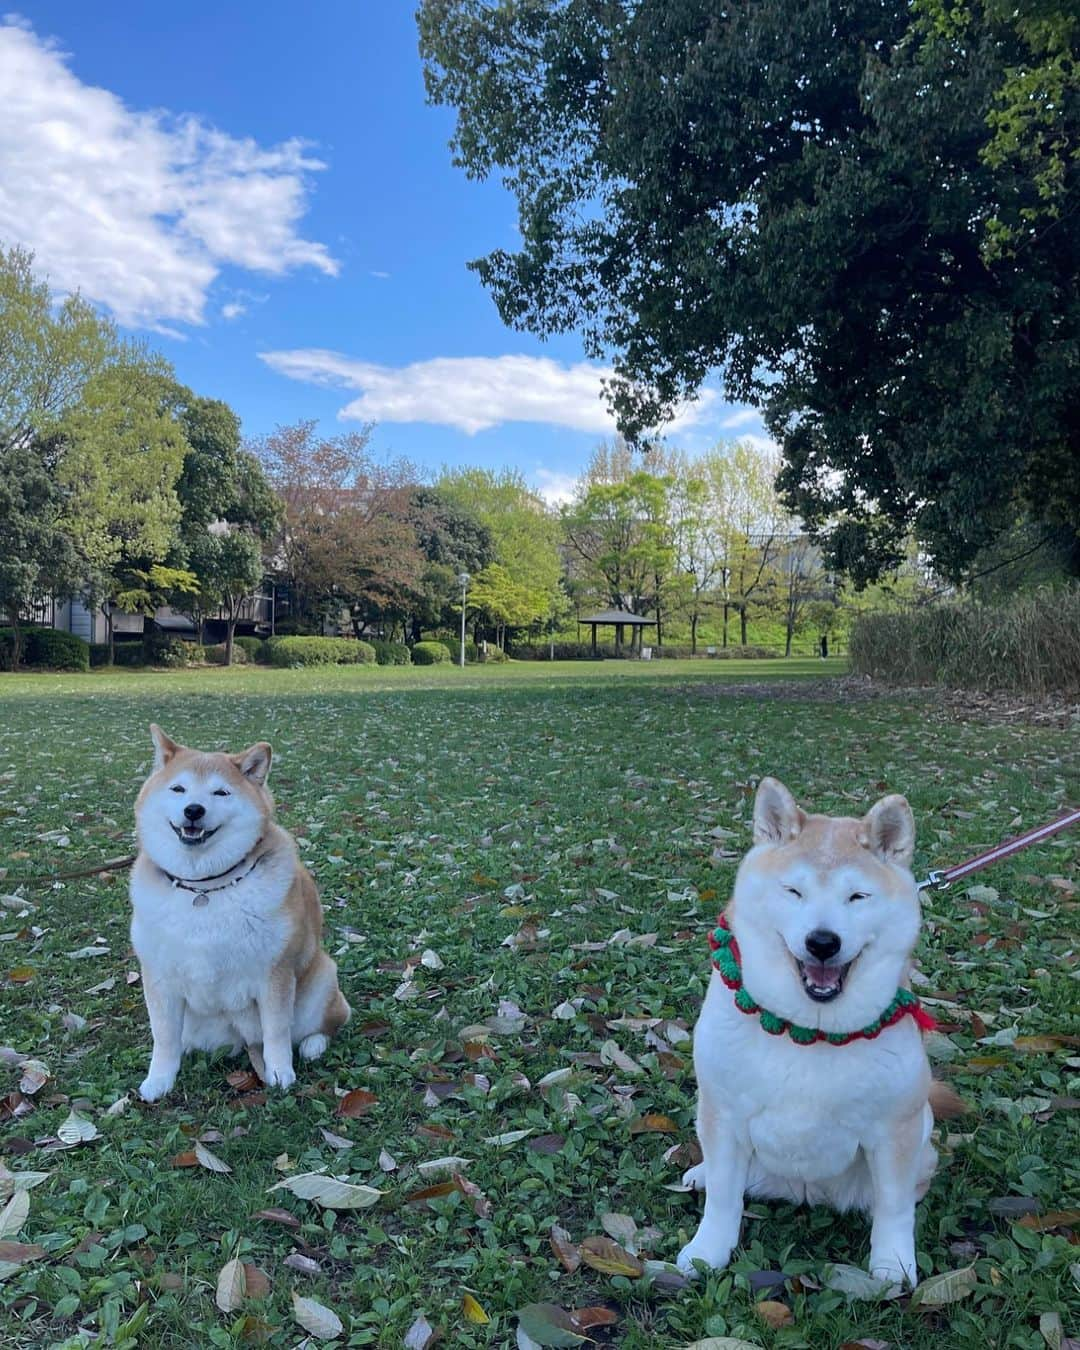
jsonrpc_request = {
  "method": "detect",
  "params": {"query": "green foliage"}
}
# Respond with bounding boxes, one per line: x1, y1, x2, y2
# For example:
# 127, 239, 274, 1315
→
88, 642, 112, 668
111, 642, 146, 668
141, 630, 195, 668
0, 627, 90, 671
411, 639, 453, 665
265, 636, 376, 668
203, 642, 248, 666
370, 639, 412, 666
850, 584, 1080, 694
421, 1, 1080, 581
234, 636, 267, 662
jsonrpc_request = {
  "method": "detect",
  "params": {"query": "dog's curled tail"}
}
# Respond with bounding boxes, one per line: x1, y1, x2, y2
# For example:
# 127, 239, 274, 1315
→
929, 1079, 966, 1120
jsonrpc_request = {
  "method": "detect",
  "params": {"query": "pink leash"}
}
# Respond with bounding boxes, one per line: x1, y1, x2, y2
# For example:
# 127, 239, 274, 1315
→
917, 807, 1080, 891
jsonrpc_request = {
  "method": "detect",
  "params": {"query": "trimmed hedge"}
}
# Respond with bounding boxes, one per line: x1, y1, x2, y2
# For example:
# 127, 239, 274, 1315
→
204, 643, 248, 665
265, 636, 376, 668
850, 585, 1080, 695
89, 642, 112, 668
234, 636, 266, 662
411, 640, 452, 665
0, 627, 90, 671
370, 640, 412, 666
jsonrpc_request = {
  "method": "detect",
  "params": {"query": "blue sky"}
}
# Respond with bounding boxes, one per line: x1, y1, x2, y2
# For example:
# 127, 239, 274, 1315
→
2, 3, 765, 501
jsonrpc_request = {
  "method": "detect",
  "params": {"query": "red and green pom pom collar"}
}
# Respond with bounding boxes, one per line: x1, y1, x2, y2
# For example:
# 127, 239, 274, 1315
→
708, 915, 936, 1046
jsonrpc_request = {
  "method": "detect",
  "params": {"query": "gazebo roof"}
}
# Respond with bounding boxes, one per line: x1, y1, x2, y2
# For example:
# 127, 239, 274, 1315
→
579, 609, 657, 626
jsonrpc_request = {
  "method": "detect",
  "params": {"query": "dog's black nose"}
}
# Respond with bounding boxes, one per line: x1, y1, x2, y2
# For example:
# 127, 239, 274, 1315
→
183, 802, 206, 823
805, 929, 841, 961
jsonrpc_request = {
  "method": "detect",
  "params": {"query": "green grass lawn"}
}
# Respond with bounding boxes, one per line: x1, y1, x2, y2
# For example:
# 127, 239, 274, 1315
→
0, 662, 1077, 1349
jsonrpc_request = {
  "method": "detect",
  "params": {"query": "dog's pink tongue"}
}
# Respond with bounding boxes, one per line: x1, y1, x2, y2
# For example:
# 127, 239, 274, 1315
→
804, 961, 842, 989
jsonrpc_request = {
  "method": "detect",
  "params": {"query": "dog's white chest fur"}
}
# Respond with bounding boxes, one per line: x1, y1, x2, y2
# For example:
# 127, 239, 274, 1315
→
694, 973, 928, 1184
131, 857, 292, 1018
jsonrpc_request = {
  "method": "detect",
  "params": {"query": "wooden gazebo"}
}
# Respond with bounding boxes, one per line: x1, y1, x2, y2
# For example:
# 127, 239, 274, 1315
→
578, 609, 657, 656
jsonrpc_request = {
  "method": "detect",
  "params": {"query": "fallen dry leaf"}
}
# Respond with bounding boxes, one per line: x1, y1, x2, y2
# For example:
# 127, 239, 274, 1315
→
195, 1141, 231, 1173
755, 1298, 793, 1328
216, 1258, 246, 1313
269, 1172, 382, 1209
462, 1293, 489, 1324
549, 1224, 581, 1274
578, 1235, 644, 1278
337, 1088, 378, 1118
291, 1289, 343, 1339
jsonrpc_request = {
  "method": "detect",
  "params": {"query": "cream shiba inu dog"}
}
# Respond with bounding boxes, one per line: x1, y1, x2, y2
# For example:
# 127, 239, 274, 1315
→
130, 725, 350, 1102
678, 778, 959, 1285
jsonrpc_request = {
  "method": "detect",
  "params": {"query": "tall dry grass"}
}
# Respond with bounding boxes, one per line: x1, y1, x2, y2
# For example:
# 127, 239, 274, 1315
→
849, 585, 1080, 695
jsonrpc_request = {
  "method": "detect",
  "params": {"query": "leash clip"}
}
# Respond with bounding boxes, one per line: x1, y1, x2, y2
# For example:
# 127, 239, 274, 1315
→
917, 869, 948, 892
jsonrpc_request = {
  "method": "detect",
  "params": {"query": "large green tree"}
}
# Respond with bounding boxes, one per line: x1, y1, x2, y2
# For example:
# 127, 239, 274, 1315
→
420, 0, 1080, 582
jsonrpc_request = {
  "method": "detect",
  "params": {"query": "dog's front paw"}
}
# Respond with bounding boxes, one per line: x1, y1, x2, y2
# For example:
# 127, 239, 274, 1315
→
264, 1061, 296, 1091
676, 1234, 733, 1277
682, 1162, 706, 1191
869, 1248, 916, 1288
139, 1072, 176, 1102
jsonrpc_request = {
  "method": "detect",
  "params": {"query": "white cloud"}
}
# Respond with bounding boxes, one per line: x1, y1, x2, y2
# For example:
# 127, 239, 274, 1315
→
259, 349, 717, 436
0, 17, 336, 330
370, 269, 391, 279
531, 468, 577, 507
221, 302, 246, 320
721, 407, 761, 430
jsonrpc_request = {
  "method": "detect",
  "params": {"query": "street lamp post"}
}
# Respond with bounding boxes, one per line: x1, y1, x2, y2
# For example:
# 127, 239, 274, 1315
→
457, 572, 470, 668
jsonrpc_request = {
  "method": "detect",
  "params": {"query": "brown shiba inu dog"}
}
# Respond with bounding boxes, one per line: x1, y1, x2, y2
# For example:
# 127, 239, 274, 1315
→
130, 725, 349, 1101
678, 778, 961, 1285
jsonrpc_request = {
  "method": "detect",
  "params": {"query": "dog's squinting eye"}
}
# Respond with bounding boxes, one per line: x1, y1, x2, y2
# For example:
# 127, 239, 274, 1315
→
170, 784, 185, 794
784, 886, 803, 900
848, 891, 869, 903
212, 788, 230, 798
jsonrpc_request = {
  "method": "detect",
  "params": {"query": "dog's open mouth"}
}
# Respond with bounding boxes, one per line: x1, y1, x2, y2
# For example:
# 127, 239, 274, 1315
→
796, 957, 854, 1003
171, 823, 219, 847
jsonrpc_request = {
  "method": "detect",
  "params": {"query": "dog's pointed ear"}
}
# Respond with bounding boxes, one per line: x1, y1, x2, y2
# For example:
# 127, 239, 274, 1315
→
236, 741, 272, 786
861, 794, 915, 867
150, 724, 181, 771
753, 777, 804, 845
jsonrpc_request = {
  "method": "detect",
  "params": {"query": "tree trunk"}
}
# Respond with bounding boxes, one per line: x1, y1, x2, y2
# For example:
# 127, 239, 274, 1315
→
722, 604, 729, 648
784, 624, 793, 657
740, 605, 748, 647
690, 613, 698, 655
102, 606, 115, 665
5, 608, 22, 670
225, 615, 236, 666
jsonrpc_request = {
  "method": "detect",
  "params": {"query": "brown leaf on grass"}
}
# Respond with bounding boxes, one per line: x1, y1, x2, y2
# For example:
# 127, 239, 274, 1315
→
242, 1264, 271, 1298
406, 1181, 460, 1206
357, 1019, 391, 1038
169, 1150, 199, 1168
250, 1207, 299, 1228
839, 1341, 891, 1350
515, 1302, 587, 1347
1018, 1210, 1080, 1231
549, 1224, 581, 1273
337, 1088, 378, 1118
578, 1235, 644, 1278
0, 1240, 45, 1264
629, 1113, 678, 1135
416, 1122, 454, 1143
237, 1315, 273, 1345
755, 1299, 793, 1329
1014, 1035, 1080, 1053
17, 1061, 49, 1095
7, 968, 34, 985
226, 1069, 261, 1092
570, 1306, 618, 1331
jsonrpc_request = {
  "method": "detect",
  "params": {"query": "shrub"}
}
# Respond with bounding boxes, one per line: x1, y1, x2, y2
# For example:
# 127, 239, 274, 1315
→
28, 629, 90, 671
204, 643, 248, 665
411, 640, 452, 665
234, 636, 266, 662
478, 643, 509, 663
265, 636, 376, 668
849, 585, 1080, 696
89, 642, 112, 668
112, 642, 146, 668
0, 628, 91, 671
143, 629, 192, 668
370, 639, 412, 666
510, 641, 613, 660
